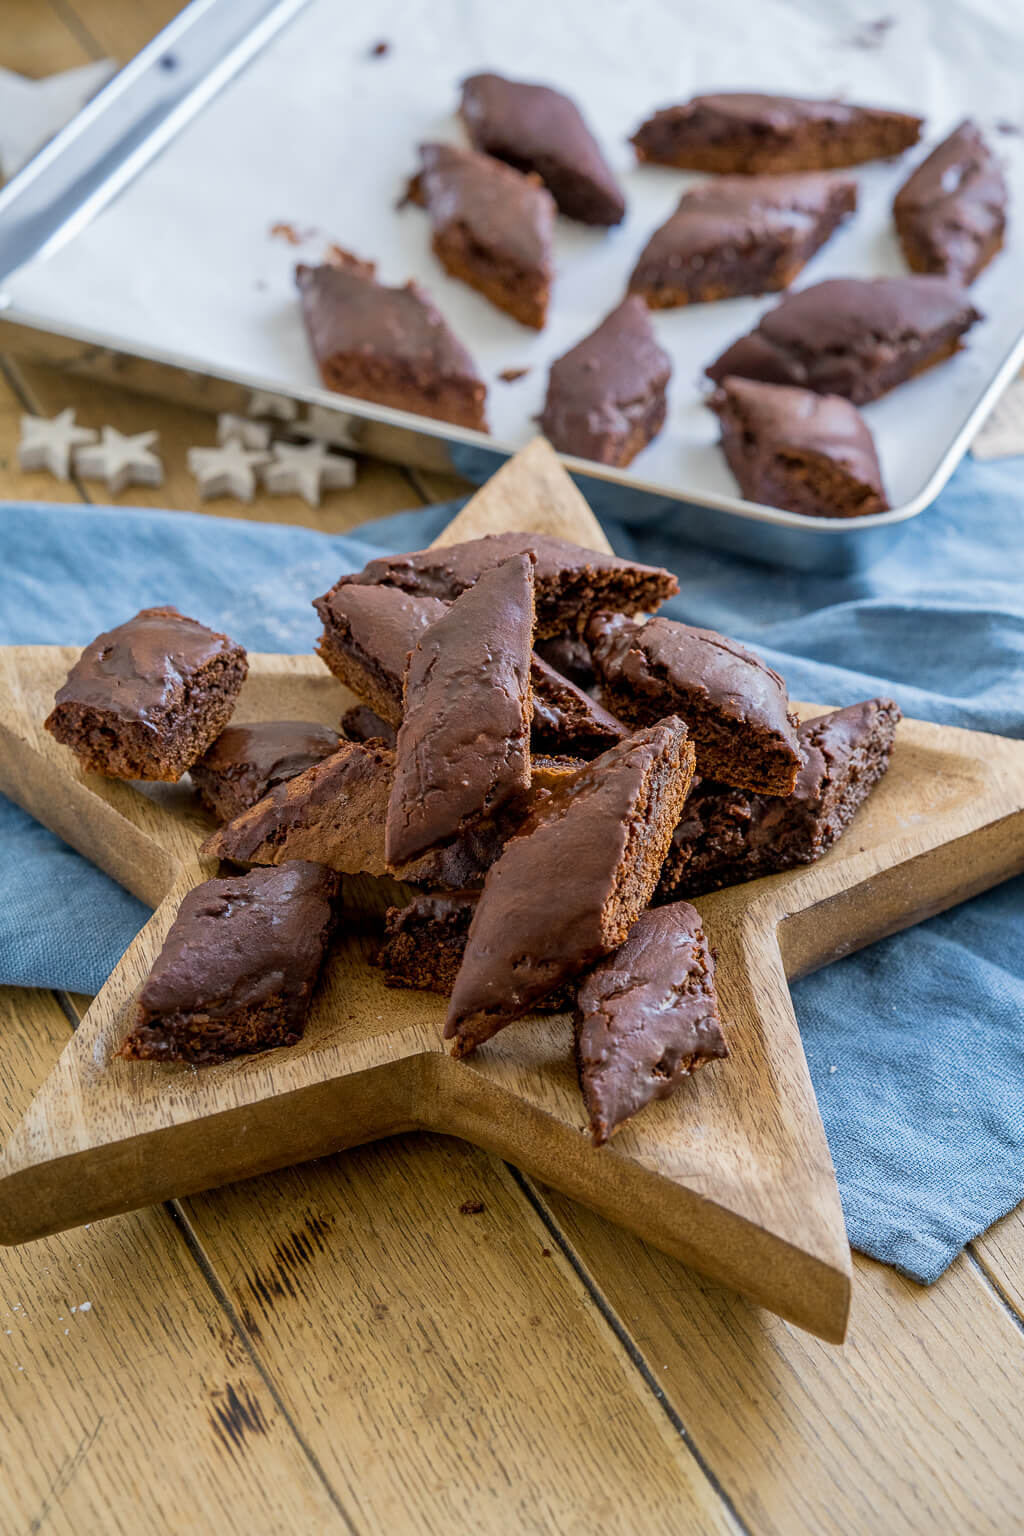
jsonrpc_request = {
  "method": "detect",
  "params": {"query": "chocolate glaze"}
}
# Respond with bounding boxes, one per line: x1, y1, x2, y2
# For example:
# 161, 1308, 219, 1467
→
315, 572, 618, 755
386, 553, 535, 868
894, 120, 1007, 285
631, 92, 922, 172
124, 862, 338, 1063
658, 698, 902, 900
540, 298, 672, 467
203, 738, 579, 891
202, 739, 398, 876
295, 257, 487, 430
460, 72, 625, 226
314, 582, 449, 723
45, 605, 248, 782
340, 704, 397, 748
588, 611, 801, 795
711, 375, 888, 517
340, 530, 678, 639
316, 571, 620, 755
445, 717, 695, 1055
706, 276, 981, 404
191, 721, 340, 822
575, 902, 727, 1145
414, 142, 556, 320
49, 606, 243, 726
629, 173, 856, 305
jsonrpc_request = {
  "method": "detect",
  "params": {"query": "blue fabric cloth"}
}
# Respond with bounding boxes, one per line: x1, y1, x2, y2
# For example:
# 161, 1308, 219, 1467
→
2, 461, 1022, 1282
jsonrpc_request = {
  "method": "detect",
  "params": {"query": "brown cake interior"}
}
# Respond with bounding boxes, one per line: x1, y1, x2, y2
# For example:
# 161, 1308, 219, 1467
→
639, 238, 803, 307
600, 678, 797, 798
378, 890, 575, 1009
378, 892, 480, 995
657, 700, 901, 900
609, 392, 670, 469
317, 353, 487, 433
603, 739, 693, 947
730, 446, 888, 520
900, 224, 1004, 285
121, 996, 302, 1065
862, 328, 966, 402
432, 227, 549, 330
635, 114, 920, 174
315, 622, 406, 726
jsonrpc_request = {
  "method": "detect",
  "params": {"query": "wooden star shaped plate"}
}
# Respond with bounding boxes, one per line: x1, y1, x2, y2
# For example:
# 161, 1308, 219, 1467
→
2, 440, 1023, 1344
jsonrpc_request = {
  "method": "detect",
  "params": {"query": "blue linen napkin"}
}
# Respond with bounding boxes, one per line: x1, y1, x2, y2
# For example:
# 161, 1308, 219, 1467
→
2, 460, 1022, 1283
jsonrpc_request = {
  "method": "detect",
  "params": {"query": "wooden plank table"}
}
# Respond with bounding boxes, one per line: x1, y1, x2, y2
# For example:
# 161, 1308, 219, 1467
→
2, 8, 1024, 1530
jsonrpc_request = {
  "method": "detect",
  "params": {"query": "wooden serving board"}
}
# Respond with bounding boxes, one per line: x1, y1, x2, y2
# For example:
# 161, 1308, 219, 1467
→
2, 439, 1023, 1346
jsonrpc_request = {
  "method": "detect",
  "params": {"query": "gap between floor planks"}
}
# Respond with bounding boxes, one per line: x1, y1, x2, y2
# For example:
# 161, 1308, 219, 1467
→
0, 988, 352, 1535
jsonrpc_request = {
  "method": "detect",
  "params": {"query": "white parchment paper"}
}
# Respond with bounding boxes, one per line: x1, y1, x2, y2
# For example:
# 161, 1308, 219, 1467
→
5, 0, 1024, 512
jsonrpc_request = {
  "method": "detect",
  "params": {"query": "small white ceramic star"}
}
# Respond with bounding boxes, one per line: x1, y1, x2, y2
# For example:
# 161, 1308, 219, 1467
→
187, 441, 270, 502
216, 413, 272, 451
292, 405, 361, 448
247, 390, 298, 422
18, 409, 97, 480
73, 426, 163, 496
262, 441, 356, 507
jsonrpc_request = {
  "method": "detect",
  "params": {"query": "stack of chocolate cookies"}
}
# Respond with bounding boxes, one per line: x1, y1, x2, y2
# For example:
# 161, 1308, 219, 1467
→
45, 533, 901, 1146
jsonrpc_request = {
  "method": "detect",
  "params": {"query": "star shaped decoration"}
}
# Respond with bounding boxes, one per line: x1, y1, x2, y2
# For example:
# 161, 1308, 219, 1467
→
0, 60, 117, 179
292, 405, 362, 449
247, 390, 298, 422
217, 413, 272, 451
187, 441, 270, 502
73, 427, 163, 496
18, 409, 96, 480
262, 440, 356, 506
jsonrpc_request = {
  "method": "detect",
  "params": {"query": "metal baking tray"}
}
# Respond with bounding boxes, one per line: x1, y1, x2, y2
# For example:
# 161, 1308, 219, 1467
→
1, 0, 1022, 572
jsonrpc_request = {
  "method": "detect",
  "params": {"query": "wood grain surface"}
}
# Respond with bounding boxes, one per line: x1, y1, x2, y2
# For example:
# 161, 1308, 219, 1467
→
0, 990, 348, 1536
2, 4, 1024, 1532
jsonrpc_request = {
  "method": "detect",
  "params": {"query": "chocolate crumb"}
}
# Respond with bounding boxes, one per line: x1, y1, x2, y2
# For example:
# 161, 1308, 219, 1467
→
370, 39, 390, 57
499, 366, 531, 383
395, 172, 422, 212
459, 1199, 486, 1216
540, 1248, 552, 1258
271, 221, 322, 246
